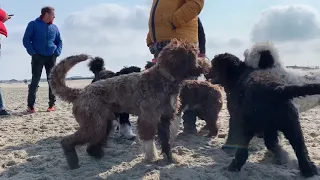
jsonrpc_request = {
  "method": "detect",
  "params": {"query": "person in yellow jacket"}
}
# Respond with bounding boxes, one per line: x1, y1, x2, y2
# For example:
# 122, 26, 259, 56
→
146, 0, 205, 134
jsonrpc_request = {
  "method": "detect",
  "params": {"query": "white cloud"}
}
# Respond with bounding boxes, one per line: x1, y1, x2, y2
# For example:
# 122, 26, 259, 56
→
251, 5, 320, 42
2, 3, 319, 80
248, 5, 320, 67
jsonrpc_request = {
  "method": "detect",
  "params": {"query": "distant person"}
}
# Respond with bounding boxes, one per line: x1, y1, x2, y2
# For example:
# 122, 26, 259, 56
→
0, 8, 12, 116
146, 0, 205, 134
23, 6, 62, 113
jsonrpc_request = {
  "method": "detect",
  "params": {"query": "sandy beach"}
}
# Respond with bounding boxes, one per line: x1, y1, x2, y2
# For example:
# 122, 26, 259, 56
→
0, 79, 319, 180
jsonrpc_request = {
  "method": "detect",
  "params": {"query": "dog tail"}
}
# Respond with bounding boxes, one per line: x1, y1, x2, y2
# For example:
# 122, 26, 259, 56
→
275, 84, 320, 100
88, 56, 105, 74
245, 42, 282, 69
50, 54, 90, 103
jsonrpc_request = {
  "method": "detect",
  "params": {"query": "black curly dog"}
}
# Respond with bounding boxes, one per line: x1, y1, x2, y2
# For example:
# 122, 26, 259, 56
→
207, 52, 319, 178
88, 57, 141, 140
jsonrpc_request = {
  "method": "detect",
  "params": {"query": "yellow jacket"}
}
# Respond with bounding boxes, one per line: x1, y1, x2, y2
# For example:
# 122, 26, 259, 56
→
146, 0, 204, 46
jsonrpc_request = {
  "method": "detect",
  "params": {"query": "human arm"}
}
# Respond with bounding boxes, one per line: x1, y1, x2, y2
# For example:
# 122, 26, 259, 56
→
22, 21, 36, 55
198, 18, 206, 56
54, 26, 62, 56
170, 0, 204, 29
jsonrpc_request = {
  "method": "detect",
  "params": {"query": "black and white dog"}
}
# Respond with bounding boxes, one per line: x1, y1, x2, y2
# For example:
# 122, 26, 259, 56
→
88, 57, 141, 140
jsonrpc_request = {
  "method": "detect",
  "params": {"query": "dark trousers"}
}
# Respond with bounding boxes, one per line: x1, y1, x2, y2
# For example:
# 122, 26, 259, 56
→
27, 54, 57, 108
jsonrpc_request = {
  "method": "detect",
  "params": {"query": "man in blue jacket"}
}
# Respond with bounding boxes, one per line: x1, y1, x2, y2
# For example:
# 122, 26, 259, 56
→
22, 6, 62, 113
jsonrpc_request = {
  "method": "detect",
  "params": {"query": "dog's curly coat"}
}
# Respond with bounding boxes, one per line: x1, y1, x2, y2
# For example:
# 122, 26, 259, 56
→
88, 58, 141, 140
145, 61, 223, 137
50, 39, 211, 169
207, 52, 320, 177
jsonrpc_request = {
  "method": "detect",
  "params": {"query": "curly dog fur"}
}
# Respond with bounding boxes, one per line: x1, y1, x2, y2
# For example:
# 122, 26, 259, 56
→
145, 61, 223, 137
50, 39, 211, 169
207, 52, 319, 177
88, 57, 141, 140
244, 42, 320, 113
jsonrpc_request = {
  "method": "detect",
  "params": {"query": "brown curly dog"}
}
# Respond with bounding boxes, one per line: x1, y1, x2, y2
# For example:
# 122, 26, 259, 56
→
49, 39, 211, 169
145, 61, 223, 137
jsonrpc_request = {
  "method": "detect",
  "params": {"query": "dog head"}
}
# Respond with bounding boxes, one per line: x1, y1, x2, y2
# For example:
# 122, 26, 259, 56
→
244, 41, 284, 70
157, 39, 211, 80
115, 66, 141, 76
207, 53, 247, 87
88, 56, 105, 74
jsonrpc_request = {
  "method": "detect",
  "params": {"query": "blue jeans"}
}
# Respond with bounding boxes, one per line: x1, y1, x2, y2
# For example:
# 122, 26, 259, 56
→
0, 88, 4, 109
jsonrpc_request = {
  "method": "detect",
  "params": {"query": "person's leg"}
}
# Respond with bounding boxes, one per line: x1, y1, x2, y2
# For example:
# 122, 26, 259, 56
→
44, 55, 57, 110
27, 55, 44, 111
0, 88, 9, 116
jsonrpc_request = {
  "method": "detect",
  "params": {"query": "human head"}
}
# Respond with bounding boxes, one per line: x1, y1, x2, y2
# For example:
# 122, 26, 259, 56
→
41, 6, 55, 23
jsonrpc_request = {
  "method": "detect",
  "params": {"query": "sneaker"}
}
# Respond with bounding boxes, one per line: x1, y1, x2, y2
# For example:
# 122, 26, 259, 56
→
0, 109, 10, 116
27, 107, 36, 113
47, 106, 55, 112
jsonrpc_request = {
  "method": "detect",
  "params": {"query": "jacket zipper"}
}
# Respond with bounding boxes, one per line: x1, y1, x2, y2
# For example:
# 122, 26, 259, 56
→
151, 0, 160, 42
46, 25, 48, 52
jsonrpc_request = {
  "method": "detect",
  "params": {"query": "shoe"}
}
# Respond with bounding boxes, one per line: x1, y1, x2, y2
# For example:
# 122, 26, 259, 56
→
47, 106, 55, 112
27, 107, 36, 113
0, 109, 10, 116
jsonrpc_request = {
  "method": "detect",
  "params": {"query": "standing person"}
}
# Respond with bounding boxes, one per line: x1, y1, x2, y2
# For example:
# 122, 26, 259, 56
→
146, 0, 205, 134
0, 9, 12, 116
22, 6, 62, 113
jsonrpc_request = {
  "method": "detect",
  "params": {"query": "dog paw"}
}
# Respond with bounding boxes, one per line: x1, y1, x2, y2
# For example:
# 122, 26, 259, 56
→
86, 146, 105, 159
227, 160, 242, 172
64, 151, 80, 170
273, 149, 289, 165
300, 162, 318, 178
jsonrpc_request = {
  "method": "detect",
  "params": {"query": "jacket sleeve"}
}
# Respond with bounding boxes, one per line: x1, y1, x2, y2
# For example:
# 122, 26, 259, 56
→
198, 18, 206, 54
54, 26, 63, 56
146, 31, 152, 47
170, 0, 204, 28
22, 21, 36, 55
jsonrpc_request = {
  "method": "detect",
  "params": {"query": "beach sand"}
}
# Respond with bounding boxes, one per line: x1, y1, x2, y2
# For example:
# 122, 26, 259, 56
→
0, 79, 319, 180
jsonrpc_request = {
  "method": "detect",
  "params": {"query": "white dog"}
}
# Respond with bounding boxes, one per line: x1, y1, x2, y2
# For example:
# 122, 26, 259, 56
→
244, 42, 320, 112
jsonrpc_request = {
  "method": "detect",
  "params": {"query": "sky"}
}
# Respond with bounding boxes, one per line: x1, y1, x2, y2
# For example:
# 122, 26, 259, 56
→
1, 0, 320, 80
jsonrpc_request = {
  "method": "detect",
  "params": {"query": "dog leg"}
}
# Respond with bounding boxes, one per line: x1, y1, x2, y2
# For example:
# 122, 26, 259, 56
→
227, 130, 254, 172
170, 114, 181, 143
281, 113, 318, 177
61, 129, 90, 170
264, 129, 288, 165
202, 110, 219, 137
118, 113, 136, 140
222, 117, 240, 154
158, 115, 173, 163
137, 117, 158, 162
120, 124, 136, 140
87, 119, 111, 159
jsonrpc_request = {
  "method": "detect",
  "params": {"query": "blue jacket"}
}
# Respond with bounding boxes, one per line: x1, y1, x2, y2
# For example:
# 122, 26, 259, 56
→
23, 17, 62, 56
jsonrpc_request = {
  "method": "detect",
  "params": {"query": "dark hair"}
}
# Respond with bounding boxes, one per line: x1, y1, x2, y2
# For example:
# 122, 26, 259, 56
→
41, 6, 54, 16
